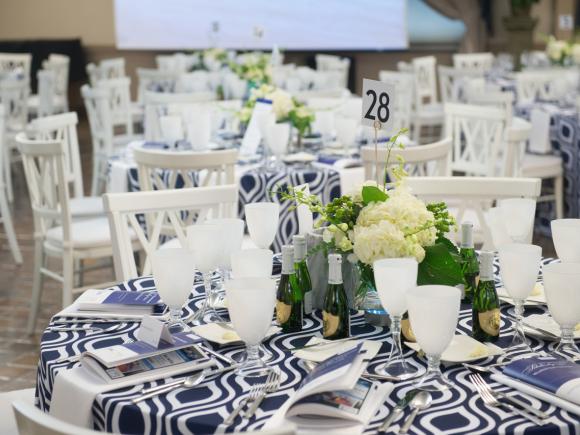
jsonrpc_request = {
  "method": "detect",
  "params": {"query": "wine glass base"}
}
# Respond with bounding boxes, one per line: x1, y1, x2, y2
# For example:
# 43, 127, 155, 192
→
413, 372, 455, 392
188, 307, 226, 326
231, 345, 273, 363
235, 357, 272, 379
376, 361, 419, 380
555, 341, 580, 361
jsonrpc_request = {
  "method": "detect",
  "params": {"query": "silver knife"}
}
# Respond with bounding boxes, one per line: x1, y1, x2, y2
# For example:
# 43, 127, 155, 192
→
378, 390, 419, 432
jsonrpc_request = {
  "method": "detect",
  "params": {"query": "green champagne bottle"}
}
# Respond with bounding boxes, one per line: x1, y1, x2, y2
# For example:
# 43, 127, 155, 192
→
293, 235, 313, 316
323, 254, 350, 340
472, 251, 500, 342
460, 222, 479, 304
276, 245, 303, 332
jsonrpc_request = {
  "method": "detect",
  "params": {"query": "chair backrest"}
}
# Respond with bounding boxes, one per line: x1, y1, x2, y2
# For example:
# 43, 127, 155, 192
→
377, 70, 413, 133
315, 54, 350, 88
444, 103, 509, 177
452, 52, 494, 71
465, 90, 514, 125
515, 71, 564, 103
437, 65, 483, 104
0, 106, 5, 180
29, 112, 84, 198
0, 78, 30, 131
43, 54, 70, 102
99, 57, 126, 79
412, 56, 438, 108
136, 68, 178, 102
96, 77, 133, 135
16, 133, 71, 243
36, 69, 56, 118
81, 84, 114, 160
362, 137, 452, 181
12, 400, 103, 435
156, 53, 199, 73
134, 147, 238, 190
104, 185, 238, 280
406, 176, 542, 247
175, 71, 211, 93
0, 53, 32, 81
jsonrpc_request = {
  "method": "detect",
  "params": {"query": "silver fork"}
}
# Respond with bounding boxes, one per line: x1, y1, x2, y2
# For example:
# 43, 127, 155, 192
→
244, 370, 281, 418
469, 374, 548, 425
462, 361, 509, 373
223, 382, 263, 426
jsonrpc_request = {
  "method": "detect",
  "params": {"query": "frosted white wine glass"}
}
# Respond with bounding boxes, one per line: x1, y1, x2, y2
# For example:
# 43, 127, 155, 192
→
498, 243, 542, 353
151, 248, 196, 333
407, 285, 461, 391
245, 202, 280, 249
265, 122, 290, 163
314, 110, 335, 144
208, 218, 245, 273
226, 277, 276, 378
159, 115, 184, 145
231, 249, 274, 278
186, 224, 225, 324
335, 117, 358, 152
498, 198, 536, 243
551, 219, 580, 262
373, 258, 419, 380
542, 262, 580, 359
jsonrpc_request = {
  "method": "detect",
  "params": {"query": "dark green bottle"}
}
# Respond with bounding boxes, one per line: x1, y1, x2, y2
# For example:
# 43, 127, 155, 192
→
293, 235, 313, 316
323, 254, 350, 340
472, 251, 500, 342
460, 222, 479, 304
276, 245, 303, 332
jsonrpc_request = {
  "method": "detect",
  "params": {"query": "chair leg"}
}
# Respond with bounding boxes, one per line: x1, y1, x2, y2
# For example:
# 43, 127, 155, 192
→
91, 156, 100, 197
554, 175, 564, 219
0, 189, 22, 263
62, 250, 75, 308
27, 240, 44, 334
4, 147, 13, 203
412, 119, 422, 144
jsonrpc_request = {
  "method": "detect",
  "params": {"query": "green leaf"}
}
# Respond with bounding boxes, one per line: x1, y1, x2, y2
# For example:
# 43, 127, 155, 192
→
417, 242, 464, 286
361, 186, 388, 205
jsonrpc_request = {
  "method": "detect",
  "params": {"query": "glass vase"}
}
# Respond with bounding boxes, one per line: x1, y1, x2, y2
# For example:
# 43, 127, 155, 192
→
355, 263, 390, 327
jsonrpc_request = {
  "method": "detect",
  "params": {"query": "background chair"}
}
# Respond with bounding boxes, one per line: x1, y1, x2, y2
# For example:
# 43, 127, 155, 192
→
42, 54, 70, 112
452, 52, 494, 71
0, 53, 32, 84
411, 56, 443, 144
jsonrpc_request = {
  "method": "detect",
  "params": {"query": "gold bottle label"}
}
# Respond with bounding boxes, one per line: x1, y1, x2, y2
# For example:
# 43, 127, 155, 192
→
478, 309, 500, 336
401, 318, 416, 342
323, 311, 339, 337
276, 301, 291, 324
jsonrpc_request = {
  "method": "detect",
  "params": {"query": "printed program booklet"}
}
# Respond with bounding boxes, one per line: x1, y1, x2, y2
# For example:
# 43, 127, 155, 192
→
282, 344, 387, 427
80, 333, 212, 383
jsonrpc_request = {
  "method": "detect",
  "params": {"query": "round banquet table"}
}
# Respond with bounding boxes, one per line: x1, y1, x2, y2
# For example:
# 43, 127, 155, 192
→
36, 257, 580, 434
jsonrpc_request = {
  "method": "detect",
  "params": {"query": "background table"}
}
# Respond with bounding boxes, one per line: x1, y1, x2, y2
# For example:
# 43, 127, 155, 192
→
36, 257, 579, 434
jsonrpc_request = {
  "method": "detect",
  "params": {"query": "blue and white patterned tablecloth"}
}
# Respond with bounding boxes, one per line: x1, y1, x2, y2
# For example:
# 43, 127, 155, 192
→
36, 257, 579, 434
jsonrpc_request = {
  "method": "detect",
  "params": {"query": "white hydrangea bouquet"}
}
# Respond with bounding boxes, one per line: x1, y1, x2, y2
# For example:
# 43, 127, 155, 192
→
281, 131, 463, 307
544, 36, 580, 66
229, 52, 273, 85
238, 84, 315, 140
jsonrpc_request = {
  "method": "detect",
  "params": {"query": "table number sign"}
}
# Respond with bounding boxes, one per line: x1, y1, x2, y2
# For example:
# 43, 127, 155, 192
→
361, 78, 394, 185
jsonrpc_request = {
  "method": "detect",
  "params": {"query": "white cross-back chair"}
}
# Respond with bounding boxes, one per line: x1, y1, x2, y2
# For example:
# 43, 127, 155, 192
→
315, 54, 350, 89
0, 53, 31, 82
362, 137, 451, 182
136, 68, 178, 103
28, 112, 105, 218
437, 66, 483, 104
96, 77, 135, 136
156, 53, 200, 74
406, 176, 542, 248
0, 107, 22, 264
445, 103, 510, 177
86, 58, 126, 87
377, 70, 413, 136
515, 71, 564, 103
175, 71, 211, 93
452, 53, 494, 71
42, 54, 70, 111
28, 69, 57, 118
411, 56, 444, 144
16, 133, 117, 333
104, 185, 238, 281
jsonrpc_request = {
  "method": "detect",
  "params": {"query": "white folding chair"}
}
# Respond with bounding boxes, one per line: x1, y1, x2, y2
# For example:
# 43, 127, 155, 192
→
86, 57, 126, 87
406, 176, 542, 248
16, 133, 117, 333
96, 77, 136, 136
377, 70, 413, 135
175, 71, 211, 93
411, 56, 444, 144
452, 52, 494, 71
315, 54, 350, 89
361, 137, 452, 182
28, 69, 57, 118
104, 185, 238, 281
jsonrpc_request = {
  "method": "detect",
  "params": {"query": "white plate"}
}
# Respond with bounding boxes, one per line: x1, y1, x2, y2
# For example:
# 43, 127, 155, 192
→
405, 334, 504, 363
293, 337, 382, 363
282, 152, 316, 164
523, 313, 580, 341
497, 282, 546, 306
192, 323, 280, 345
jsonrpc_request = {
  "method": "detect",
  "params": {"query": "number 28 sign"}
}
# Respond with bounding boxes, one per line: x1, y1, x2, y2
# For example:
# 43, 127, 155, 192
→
361, 78, 394, 131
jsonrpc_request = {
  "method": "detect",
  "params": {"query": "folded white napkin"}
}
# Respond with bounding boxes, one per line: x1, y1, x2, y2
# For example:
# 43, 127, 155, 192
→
491, 373, 580, 417
293, 337, 381, 363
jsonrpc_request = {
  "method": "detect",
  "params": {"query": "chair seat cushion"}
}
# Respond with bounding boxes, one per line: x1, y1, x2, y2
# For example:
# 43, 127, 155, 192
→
45, 217, 113, 249
521, 153, 563, 178
70, 196, 104, 218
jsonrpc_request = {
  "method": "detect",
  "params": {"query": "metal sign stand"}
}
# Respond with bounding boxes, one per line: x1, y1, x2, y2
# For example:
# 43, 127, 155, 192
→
373, 120, 382, 186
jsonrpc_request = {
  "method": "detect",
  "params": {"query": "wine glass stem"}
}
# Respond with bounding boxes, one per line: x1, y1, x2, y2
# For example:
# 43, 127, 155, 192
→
170, 307, 181, 324
561, 326, 575, 346
426, 354, 442, 375
246, 344, 260, 363
202, 272, 212, 311
389, 315, 404, 363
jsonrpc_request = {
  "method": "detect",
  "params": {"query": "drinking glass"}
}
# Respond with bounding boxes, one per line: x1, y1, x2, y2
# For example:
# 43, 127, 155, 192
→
335, 117, 358, 155
245, 202, 280, 249
159, 115, 183, 146
208, 218, 245, 281
231, 249, 274, 278
226, 277, 277, 378
373, 258, 419, 380
498, 198, 536, 243
498, 244, 542, 353
151, 248, 196, 333
407, 285, 461, 391
186, 224, 225, 324
314, 110, 335, 145
542, 262, 580, 359
265, 123, 290, 168
551, 219, 580, 262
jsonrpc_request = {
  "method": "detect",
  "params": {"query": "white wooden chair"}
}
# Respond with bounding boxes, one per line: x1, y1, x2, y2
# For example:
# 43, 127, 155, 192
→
134, 147, 238, 191
0, 78, 30, 201
0, 389, 34, 435
0, 107, 22, 264
315, 54, 350, 89
514, 71, 564, 103
175, 71, 211, 93
437, 66, 482, 104
361, 137, 452, 182
377, 70, 413, 136
452, 52, 494, 71
156, 53, 199, 73
444, 103, 510, 177
406, 176, 542, 248
16, 133, 116, 333
42, 54, 70, 111
28, 69, 57, 118
28, 112, 104, 217
0, 53, 32, 83
136, 68, 178, 103
96, 77, 136, 136
104, 185, 238, 281
86, 58, 126, 86
411, 56, 444, 144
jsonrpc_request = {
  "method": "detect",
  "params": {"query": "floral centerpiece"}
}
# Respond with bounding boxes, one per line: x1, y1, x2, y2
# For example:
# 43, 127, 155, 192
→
544, 36, 580, 66
238, 84, 315, 143
281, 131, 463, 308
229, 52, 273, 87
